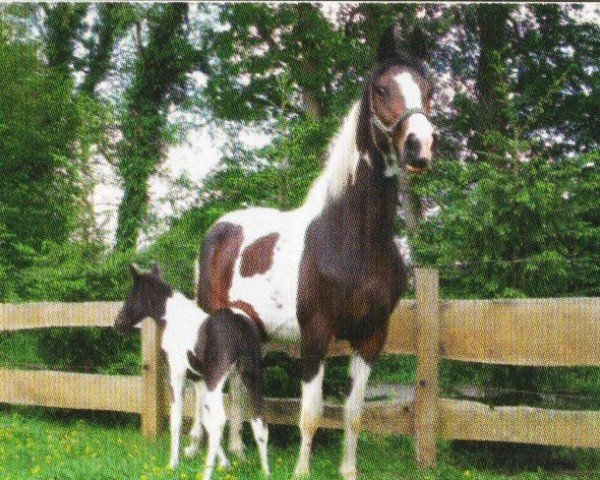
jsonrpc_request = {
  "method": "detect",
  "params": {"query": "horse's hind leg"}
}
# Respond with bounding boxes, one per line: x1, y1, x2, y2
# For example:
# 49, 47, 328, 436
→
228, 367, 247, 459
185, 380, 206, 458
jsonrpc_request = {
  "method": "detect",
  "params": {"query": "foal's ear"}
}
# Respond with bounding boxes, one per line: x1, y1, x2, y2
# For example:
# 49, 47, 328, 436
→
407, 26, 430, 62
150, 261, 162, 279
377, 24, 400, 62
129, 263, 142, 281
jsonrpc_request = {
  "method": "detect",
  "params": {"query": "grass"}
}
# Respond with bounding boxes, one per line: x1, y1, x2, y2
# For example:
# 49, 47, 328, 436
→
0, 406, 599, 480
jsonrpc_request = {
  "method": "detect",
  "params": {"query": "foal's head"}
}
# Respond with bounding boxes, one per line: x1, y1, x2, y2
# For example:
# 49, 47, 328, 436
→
360, 26, 437, 176
114, 262, 172, 333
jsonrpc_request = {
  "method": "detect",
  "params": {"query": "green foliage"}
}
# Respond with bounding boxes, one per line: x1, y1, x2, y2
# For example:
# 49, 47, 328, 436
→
412, 152, 599, 299
0, 38, 80, 251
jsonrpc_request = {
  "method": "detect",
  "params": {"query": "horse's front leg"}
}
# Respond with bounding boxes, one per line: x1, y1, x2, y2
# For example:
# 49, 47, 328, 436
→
339, 353, 372, 480
339, 329, 385, 480
168, 369, 186, 469
293, 328, 330, 478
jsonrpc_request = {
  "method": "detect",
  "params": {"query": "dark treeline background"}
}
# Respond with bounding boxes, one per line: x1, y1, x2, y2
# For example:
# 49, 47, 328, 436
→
1, 3, 599, 417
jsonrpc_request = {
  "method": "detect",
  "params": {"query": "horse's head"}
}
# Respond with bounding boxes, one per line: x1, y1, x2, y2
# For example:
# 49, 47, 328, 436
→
114, 262, 172, 333
364, 25, 437, 176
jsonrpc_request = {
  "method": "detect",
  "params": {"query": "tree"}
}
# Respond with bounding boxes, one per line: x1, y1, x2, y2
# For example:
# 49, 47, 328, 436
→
114, 4, 205, 252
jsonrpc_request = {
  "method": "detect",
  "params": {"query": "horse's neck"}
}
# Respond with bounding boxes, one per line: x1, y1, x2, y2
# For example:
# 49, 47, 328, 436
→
339, 156, 398, 247
163, 292, 204, 328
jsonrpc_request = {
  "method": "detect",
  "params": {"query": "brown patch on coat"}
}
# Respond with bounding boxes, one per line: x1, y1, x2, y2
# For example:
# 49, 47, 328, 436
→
197, 222, 244, 312
230, 300, 268, 341
240, 233, 280, 277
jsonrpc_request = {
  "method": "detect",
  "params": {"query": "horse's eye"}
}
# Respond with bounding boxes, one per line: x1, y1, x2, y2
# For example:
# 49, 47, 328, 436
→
375, 85, 387, 97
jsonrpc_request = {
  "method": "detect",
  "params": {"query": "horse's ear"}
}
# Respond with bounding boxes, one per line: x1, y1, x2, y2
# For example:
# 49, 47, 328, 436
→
150, 261, 161, 279
377, 24, 400, 62
407, 26, 430, 61
129, 263, 142, 281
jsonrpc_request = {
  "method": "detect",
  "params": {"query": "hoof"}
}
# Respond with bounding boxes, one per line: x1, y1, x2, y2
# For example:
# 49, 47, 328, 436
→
218, 457, 231, 469
293, 465, 310, 478
339, 467, 357, 480
229, 445, 246, 460
184, 446, 199, 458
168, 460, 179, 470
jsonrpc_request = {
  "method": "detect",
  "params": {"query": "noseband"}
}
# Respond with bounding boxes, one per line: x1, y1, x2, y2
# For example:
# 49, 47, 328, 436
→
370, 93, 429, 177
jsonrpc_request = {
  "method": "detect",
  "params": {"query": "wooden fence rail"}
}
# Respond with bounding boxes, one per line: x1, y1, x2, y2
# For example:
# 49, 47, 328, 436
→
1, 269, 599, 468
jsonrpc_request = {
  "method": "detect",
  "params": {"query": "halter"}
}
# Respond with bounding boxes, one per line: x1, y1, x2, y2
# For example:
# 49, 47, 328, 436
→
370, 99, 429, 177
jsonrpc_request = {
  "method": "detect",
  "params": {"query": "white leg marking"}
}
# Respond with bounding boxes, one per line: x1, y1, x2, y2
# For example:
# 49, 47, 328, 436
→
340, 355, 371, 480
168, 370, 186, 469
293, 363, 325, 478
251, 417, 270, 476
202, 379, 228, 480
185, 381, 206, 458
228, 367, 247, 459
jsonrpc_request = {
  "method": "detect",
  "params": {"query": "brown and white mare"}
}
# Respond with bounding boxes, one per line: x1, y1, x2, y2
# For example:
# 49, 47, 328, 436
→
194, 27, 436, 479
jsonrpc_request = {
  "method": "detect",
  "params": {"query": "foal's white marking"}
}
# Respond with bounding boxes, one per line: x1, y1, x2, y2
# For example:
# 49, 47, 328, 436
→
394, 72, 434, 158
162, 293, 208, 469
294, 363, 325, 477
340, 355, 371, 480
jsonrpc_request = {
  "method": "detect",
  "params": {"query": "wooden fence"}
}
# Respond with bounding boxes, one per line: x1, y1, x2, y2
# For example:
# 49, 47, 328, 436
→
1, 269, 600, 467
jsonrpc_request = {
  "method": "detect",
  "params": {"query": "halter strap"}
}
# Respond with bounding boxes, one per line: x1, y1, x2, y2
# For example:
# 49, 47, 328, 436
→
370, 107, 428, 177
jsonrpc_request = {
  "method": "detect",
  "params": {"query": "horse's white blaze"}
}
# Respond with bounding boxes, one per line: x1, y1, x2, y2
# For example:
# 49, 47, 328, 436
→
394, 72, 434, 158
294, 362, 325, 477
340, 355, 371, 480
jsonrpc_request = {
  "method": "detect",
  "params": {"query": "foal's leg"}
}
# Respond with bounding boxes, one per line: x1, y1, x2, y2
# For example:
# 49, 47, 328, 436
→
242, 366, 270, 476
339, 354, 372, 480
202, 380, 228, 480
168, 369, 186, 469
228, 366, 247, 458
185, 380, 206, 458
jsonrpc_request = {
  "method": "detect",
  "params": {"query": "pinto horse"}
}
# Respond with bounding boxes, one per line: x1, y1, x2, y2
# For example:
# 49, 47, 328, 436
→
194, 27, 436, 479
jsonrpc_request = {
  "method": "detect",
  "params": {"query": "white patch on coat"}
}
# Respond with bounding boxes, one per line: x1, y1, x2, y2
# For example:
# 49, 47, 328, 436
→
394, 72, 434, 158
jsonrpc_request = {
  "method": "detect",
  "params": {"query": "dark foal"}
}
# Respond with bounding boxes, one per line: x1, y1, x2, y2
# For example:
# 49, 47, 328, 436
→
114, 263, 269, 480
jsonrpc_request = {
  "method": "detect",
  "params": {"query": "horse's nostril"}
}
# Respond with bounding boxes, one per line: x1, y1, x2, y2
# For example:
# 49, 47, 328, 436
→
405, 134, 420, 154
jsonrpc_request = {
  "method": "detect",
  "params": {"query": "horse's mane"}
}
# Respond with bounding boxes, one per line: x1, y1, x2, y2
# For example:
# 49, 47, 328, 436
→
302, 52, 427, 215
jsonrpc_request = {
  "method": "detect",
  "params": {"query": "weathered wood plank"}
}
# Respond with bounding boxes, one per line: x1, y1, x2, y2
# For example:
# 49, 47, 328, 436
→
0, 302, 122, 330
2, 296, 599, 366
413, 269, 440, 468
440, 399, 600, 449
0, 369, 141, 413
440, 297, 600, 366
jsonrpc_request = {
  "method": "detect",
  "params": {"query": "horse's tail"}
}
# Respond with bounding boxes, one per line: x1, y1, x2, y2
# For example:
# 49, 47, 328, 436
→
193, 254, 200, 303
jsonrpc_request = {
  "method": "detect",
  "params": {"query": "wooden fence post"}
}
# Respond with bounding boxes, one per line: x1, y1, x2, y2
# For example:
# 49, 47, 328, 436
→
413, 269, 440, 468
141, 318, 166, 438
